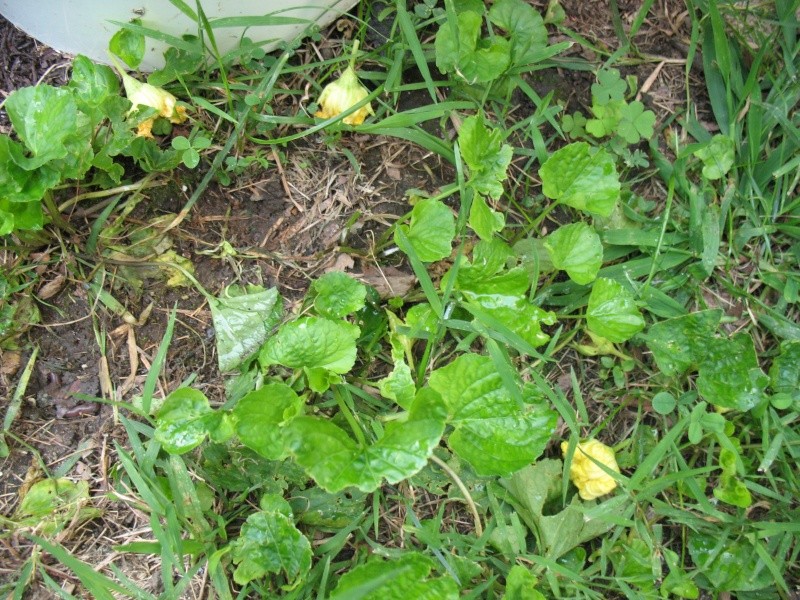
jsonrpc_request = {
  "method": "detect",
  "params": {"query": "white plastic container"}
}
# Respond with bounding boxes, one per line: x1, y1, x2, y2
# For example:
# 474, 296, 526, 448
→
0, 0, 359, 70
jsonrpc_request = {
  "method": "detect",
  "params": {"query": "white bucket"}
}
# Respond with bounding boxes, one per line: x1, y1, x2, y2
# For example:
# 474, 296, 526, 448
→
0, 0, 360, 70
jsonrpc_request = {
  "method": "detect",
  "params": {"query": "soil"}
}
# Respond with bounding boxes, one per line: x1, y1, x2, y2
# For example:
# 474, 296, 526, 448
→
0, 1, 699, 595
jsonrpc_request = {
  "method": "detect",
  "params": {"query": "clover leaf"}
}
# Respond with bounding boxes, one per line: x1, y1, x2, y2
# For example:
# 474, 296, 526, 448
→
539, 142, 620, 217
586, 278, 644, 343
592, 69, 627, 104
311, 272, 367, 319
543, 222, 603, 285
429, 354, 557, 476
329, 552, 459, 599
394, 198, 455, 262
210, 285, 283, 372
616, 101, 656, 145
259, 317, 360, 374
694, 134, 735, 180
284, 387, 446, 492
230, 497, 312, 586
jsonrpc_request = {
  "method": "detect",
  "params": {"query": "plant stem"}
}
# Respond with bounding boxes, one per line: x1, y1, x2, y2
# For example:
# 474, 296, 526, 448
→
430, 454, 483, 537
333, 385, 367, 448
348, 40, 360, 71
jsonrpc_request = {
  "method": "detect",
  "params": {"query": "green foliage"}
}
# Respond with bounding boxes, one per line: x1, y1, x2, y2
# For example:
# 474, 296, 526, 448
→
543, 222, 603, 285
311, 271, 367, 318
435, 10, 511, 84
586, 278, 644, 343
394, 198, 455, 262
539, 142, 620, 216
584, 69, 656, 146
693, 134, 735, 180
259, 317, 361, 374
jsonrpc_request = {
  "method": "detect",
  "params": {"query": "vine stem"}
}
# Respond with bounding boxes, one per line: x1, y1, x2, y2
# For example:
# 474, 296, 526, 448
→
429, 454, 483, 537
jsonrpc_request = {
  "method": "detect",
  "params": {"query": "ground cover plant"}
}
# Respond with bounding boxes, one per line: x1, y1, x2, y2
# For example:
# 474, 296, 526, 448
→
1, 0, 799, 597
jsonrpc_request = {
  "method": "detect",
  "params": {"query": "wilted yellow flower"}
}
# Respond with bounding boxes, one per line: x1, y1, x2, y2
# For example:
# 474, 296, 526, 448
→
110, 54, 187, 138
561, 439, 620, 501
315, 41, 373, 126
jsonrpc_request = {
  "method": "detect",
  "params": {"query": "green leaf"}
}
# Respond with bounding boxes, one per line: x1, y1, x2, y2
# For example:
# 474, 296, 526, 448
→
109, 25, 145, 69
543, 222, 603, 285
586, 278, 644, 343
260, 317, 360, 374
769, 340, 800, 396
289, 486, 367, 529
592, 69, 626, 104
469, 195, 505, 240
329, 552, 459, 600
644, 310, 722, 377
498, 459, 614, 558
230, 501, 312, 585
459, 114, 513, 200
68, 55, 119, 115
488, 0, 548, 67
378, 359, 416, 409
434, 11, 512, 84
395, 199, 455, 262
693, 134, 735, 180
5, 86, 78, 168
15, 478, 99, 535
688, 534, 773, 592
503, 565, 545, 599
312, 271, 367, 319
155, 388, 231, 454
284, 387, 446, 492
232, 383, 303, 459
429, 354, 557, 476
586, 100, 624, 139
696, 334, 768, 411
210, 285, 283, 372
539, 142, 620, 217
616, 101, 656, 145
713, 474, 752, 508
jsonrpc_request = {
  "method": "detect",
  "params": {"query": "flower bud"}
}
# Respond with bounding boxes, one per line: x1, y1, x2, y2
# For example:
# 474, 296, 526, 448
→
315, 66, 374, 126
562, 439, 620, 500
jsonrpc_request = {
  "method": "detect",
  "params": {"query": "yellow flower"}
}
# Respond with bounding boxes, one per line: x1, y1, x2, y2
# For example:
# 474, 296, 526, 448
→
561, 439, 620, 501
110, 54, 187, 138
315, 65, 374, 125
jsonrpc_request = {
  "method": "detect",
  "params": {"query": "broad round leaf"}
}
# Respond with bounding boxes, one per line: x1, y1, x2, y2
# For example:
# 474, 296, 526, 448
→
394, 198, 455, 263
233, 383, 303, 459
586, 278, 644, 343
543, 222, 603, 285
429, 353, 557, 476
312, 271, 367, 318
260, 317, 360, 374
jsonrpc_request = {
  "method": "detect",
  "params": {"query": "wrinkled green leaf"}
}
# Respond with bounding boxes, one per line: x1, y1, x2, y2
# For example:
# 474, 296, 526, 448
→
289, 487, 367, 529
68, 55, 119, 115
688, 534, 773, 592
210, 285, 283, 372
694, 134, 735, 180
395, 199, 455, 262
260, 317, 360, 374
488, 0, 548, 67
5, 86, 78, 168
429, 354, 557, 476
498, 459, 614, 558
586, 278, 644, 343
460, 114, 513, 200
312, 271, 367, 319
769, 340, 800, 396
14, 478, 99, 535
329, 552, 459, 599
696, 334, 768, 411
233, 383, 303, 460
155, 388, 232, 454
539, 142, 620, 216
378, 359, 416, 409
543, 222, 603, 285
644, 310, 722, 377
230, 499, 312, 585
284, 387, 446, 492
435, 11, 511, 84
